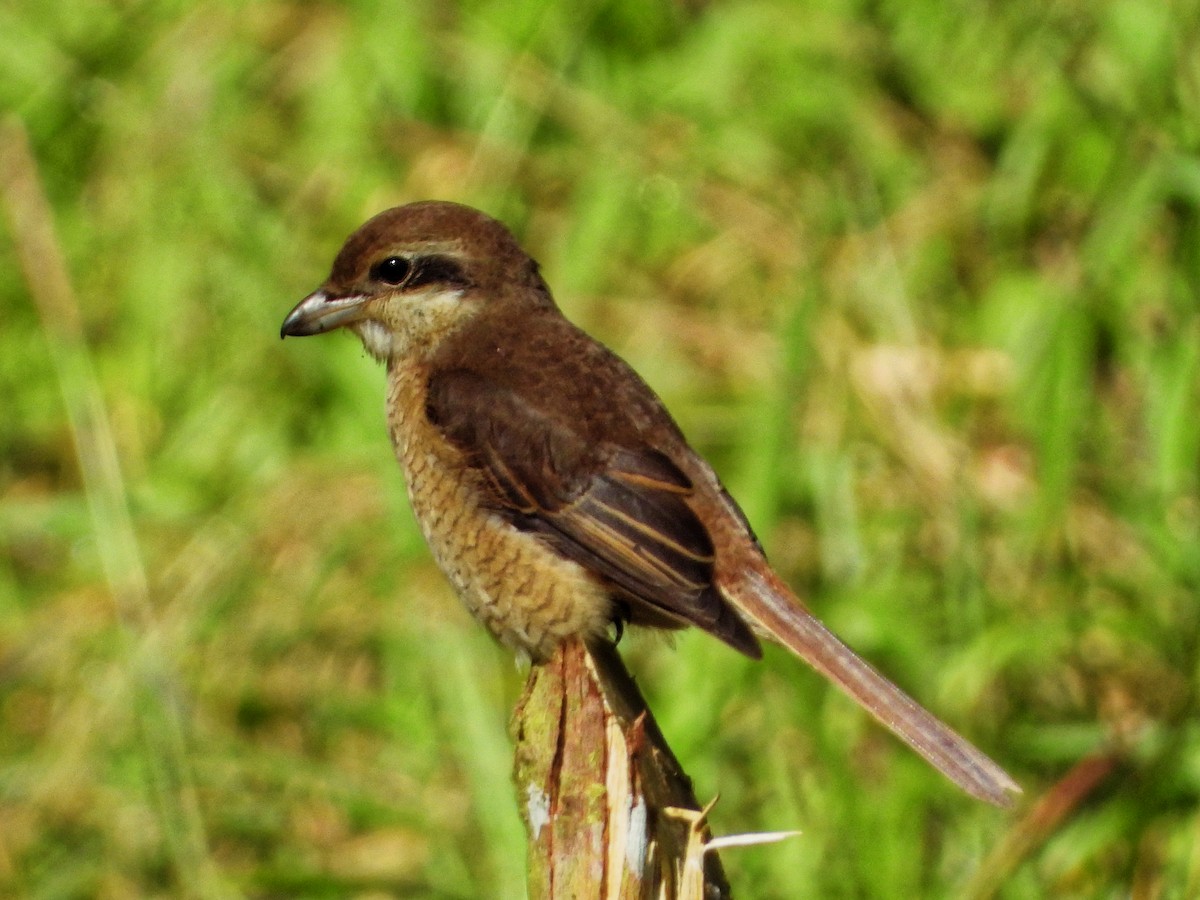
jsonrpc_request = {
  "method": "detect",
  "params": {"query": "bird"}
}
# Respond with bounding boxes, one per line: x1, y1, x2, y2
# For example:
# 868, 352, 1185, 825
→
280, 200, 1020, 807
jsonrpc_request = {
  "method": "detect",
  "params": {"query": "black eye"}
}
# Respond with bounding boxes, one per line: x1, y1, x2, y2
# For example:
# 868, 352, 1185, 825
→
371, 256, 410, 285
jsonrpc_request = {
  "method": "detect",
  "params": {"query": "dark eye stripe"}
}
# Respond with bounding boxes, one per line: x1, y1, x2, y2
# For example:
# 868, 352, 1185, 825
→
407, 255, 469, 289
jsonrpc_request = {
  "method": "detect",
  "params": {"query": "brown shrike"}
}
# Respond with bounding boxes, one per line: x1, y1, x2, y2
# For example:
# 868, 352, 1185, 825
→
281, 200, 1020, 806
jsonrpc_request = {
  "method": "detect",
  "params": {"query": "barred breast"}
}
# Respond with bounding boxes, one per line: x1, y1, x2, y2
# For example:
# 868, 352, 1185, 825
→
384, 359, 613, 661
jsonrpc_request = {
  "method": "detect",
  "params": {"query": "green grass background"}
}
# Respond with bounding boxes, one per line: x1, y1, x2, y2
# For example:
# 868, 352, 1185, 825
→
2, 1, 1199, 897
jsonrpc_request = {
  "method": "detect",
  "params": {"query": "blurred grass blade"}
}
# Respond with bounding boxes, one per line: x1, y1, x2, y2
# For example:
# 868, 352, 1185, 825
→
0, 117, 233, 900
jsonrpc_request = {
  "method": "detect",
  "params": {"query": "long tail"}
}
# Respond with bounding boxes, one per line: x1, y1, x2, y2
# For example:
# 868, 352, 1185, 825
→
723, 566, 1020, 807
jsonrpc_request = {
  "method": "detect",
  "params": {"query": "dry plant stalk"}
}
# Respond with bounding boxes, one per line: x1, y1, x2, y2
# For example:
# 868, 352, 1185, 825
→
511, 638, 732, 899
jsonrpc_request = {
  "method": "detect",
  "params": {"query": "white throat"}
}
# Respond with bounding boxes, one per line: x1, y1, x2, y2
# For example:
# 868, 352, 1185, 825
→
352, 286, 469, 363
353, 320, 395, 361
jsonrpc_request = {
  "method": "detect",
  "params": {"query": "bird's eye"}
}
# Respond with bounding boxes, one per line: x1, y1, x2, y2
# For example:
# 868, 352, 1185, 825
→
371, 256, 410, 285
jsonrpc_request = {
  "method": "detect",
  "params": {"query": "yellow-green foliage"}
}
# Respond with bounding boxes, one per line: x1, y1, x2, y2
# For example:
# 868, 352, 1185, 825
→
1, 1, 1197, 897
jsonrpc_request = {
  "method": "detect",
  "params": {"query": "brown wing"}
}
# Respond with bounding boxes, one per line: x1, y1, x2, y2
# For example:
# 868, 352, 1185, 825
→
426, 368, 761, 658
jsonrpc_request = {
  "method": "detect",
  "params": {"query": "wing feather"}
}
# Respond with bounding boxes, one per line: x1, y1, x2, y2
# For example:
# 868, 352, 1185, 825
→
426, 368, 761, 657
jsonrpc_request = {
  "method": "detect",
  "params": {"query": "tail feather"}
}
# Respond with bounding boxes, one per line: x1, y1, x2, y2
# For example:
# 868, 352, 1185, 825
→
724, 566, 1020, 807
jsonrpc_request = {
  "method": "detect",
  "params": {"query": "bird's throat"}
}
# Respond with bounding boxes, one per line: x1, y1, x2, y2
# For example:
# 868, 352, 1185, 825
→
353, 320, 395, 362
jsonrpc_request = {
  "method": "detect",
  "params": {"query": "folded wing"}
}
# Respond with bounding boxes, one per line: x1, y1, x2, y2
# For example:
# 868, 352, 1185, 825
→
426, 368, 761, 657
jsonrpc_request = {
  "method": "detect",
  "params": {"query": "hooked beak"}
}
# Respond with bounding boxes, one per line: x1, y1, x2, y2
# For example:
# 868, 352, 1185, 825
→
280, 289, 370, 338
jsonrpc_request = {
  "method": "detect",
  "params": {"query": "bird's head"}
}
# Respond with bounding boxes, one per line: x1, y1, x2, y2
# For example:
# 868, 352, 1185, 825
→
281, 201, 552, 361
